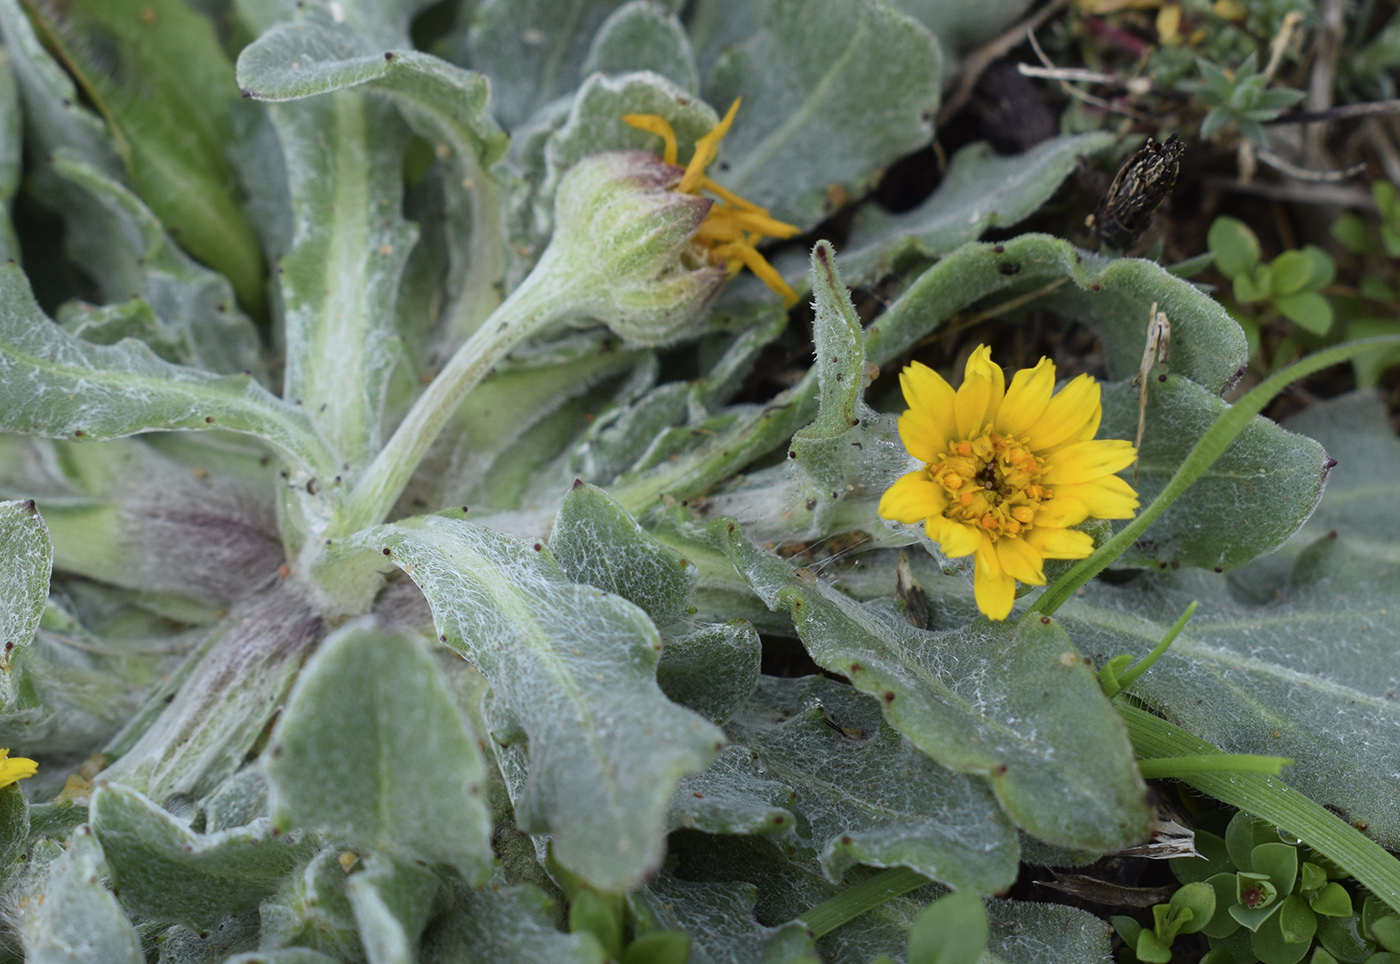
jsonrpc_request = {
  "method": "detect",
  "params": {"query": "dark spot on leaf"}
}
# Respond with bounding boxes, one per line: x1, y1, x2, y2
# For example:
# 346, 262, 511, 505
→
382, 548, 392, 556
841, 835, 852, 844
164, 693, 175, 704
384, 51, 394, 60
73, 430, 84, 437
883, 691, 895, 703
772, 815, 785, 825
1040, 616, 1051, 625
788, 450, 796, 459
1091, 282, 1101, 291
850, 663, 860, 673
205, 416, 214, 423
572, 478, 584, 489
1158, 373, 1167, 382
994, 764, 1008, 775
993, 244, 1005, 254
998, 262, 1020, 276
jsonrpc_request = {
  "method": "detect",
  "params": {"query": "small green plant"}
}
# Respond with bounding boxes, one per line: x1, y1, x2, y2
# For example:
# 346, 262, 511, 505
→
1331, 182, 1400, 260
1112, 811, 1398, 964
1208, 215, 1336, 336
1192, 53, 1305, 144
872, 891, 989, 964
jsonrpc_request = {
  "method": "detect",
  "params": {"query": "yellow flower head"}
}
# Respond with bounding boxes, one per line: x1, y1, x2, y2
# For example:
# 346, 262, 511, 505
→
878, 347, 1139, 621
623, 99, 801, 306
0, 749, 37, 790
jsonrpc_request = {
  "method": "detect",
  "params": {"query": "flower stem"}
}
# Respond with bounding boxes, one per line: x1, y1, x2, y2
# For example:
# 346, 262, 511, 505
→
1029, 334, 1400, 618
1111, 600, 1197, 695
334, 247, 581, 537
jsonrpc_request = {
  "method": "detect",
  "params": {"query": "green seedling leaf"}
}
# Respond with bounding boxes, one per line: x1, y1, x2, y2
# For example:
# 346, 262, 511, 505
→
1279, 895, 1319, 945
1209, 216, 1262, 278
1271, 250, 1315, 296
724, 675, 1018, 893
1253, 903, 1315, 964
621, 930, 690, 964
551, 481, 697, 625
16, 829, 143, 963
263, 620, 492, 881
90, 784, 316, 930
1225, 811, 1279, 873
581, 1, 698, 94
345, 853, 440, 964
570, 889, 625, 960
703, 0, 941, 226
1137, 928, 1174, 963
1330, 213, 1372, 255
1112, 915, 1143, 947
1171, 881, 1219, 936
350, 515, 721, 891
1300, 244, 1336, 289
1203, 873, 1244, 938
420, 879, 607, 964
717, 523, 1152, 852
1317, 911, 1372, 964
1301, 862, 1329, 893
907, 890, 988, 964
1276, 291, 1334, 335
1375, 916, 1400, 953
1254, 842, 1301, 894
1234, 266, 1270, 303
0, 262, 332, 476
1312, 883, 1355, 918
840, 133, 1115, 282
62, 0, 266, 316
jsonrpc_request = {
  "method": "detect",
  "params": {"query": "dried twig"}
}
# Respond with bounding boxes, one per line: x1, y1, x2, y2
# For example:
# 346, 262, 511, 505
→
1265, 100, 1400, 125
1202, 175, 1378, 208
1255, 146, 1366, 182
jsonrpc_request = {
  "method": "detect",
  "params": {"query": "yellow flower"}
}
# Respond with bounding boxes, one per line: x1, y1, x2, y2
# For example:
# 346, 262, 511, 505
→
623, 99, 801, 306
878, 346, 1139, 621
0, 749, 37, 790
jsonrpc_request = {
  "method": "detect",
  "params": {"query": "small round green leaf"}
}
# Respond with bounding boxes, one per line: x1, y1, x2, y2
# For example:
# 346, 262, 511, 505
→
1209, 216, 1262, 278
1271, 250, 1314, 295
1136, 928, 1174, 964
1172, 882, 1219, 936
1276, 291, 1334, 335
1279, 895, 1320, 945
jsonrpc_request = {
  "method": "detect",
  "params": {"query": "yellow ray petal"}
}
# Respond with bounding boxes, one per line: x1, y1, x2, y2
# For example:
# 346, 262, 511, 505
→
974, 537, 1016, 620
1055, 476, 1140, 519
927, 514, 982, 558
1023, 374, 1101, 452
995, 356, 1055, 437
997, 536, 1047, 586
622, 113, 679, 166
900, 362, 959, 443
1034, 496, 1090, 530
1024, 526, 1095, 560
878, 471, 945, 524
955, 345, 1005, 438
680, 98, 740, 194
1042, 439, 1138, 485
898, 409, 950, 464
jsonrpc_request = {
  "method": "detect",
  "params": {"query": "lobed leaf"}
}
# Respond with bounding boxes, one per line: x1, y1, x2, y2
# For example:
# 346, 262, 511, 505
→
0, 262, 333, 476
717, 522, 1153, 852
348, 515, 722, 891
90, 784, 317, 930
725, 675, 1019, 892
